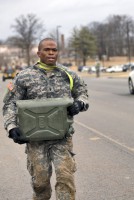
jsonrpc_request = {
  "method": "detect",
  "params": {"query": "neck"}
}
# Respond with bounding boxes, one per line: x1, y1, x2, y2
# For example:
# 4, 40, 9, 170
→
37, 61, 56, 71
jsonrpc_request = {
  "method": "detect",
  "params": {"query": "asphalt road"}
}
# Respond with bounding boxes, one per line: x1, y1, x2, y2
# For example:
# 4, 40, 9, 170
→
0, 76, 134, 200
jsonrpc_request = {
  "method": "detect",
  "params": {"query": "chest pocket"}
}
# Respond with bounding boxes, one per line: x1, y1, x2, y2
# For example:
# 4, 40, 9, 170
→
52, 72, 71, 95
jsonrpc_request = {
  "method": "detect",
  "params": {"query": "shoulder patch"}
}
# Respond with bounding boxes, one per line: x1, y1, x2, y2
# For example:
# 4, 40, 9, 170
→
7, 82, 14, 91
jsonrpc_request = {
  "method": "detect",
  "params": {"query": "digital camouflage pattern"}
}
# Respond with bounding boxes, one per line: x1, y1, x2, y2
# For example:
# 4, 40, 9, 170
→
3, 64, 89, 131
3, 64, 89, 200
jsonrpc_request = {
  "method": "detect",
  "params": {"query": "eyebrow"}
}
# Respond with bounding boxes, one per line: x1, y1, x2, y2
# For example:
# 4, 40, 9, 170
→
43, 48, 58, 51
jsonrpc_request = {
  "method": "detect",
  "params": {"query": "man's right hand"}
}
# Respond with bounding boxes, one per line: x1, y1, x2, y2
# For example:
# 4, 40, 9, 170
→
9, 128, 28, 144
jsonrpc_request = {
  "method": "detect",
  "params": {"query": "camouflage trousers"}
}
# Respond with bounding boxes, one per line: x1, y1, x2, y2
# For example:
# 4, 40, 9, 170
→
26, 137, 76, 200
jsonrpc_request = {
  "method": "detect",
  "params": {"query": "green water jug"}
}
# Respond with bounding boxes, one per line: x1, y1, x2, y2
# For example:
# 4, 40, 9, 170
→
16, 98, 73, 141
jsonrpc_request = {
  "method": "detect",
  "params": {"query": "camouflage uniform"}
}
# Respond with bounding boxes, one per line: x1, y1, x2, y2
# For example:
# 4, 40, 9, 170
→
3, 64, 89, 200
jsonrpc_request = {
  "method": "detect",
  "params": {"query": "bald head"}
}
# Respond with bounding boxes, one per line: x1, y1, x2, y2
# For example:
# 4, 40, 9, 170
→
38, 38, 57, 51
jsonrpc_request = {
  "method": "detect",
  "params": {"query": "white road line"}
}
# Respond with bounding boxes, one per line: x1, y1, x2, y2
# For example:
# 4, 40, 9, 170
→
75, 120, 134, 153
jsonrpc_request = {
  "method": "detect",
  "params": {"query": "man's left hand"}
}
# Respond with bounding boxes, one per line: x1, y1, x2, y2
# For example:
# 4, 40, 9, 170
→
67, 100, 84, 116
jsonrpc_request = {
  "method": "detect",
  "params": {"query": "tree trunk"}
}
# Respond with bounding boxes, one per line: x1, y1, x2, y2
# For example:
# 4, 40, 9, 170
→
83, 57, 86, 66
26, 48, 31, 66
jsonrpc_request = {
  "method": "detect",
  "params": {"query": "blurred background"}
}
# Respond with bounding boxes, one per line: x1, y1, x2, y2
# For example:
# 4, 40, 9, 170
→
1, 0, 134, 76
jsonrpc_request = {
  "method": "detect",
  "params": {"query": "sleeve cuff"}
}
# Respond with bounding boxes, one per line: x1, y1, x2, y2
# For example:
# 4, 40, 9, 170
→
7, 124, 17, 132
77, 98, 89, 111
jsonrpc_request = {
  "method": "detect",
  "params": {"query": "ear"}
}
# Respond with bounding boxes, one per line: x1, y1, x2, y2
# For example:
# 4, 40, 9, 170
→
37, 51, 41, 58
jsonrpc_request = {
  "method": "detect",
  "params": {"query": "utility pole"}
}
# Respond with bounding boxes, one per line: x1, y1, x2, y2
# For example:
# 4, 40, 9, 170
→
56, 25, 61, 63
126, 21, 131, 64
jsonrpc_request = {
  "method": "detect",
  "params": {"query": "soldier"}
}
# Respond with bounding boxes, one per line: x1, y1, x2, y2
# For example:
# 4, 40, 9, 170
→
95, 62, 100, 78
3, 38, 89, 200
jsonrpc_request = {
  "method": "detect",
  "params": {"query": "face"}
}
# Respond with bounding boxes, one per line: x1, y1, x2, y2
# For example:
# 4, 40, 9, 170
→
37, 40, 58, 65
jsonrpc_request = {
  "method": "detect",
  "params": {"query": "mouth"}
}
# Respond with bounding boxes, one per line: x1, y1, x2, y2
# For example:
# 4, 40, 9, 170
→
47, 57, 55, 61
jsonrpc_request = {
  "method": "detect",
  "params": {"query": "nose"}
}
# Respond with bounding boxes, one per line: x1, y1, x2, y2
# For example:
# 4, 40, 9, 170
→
49, 49, 54, 54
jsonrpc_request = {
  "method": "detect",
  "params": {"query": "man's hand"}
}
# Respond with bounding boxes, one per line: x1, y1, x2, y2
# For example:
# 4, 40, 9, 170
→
67, 100, 84, 116
9, 128, 28, 144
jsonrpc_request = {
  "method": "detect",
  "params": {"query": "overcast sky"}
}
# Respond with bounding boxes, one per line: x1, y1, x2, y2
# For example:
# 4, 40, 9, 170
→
0, 0, 134, 41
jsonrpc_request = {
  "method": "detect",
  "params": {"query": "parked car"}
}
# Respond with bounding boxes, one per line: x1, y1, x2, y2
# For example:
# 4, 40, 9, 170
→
122, 64, 129, 72
78, 66, 89, 72
106, 66, 115, 73
2, 67, 16, 81
128, 69, 134, 94
87, 66, 96, 73
88, 65, 106, 73
106, 65, 123, 73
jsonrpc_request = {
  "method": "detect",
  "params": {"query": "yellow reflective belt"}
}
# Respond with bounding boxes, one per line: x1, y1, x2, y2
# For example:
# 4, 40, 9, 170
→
56, 67, 73, 90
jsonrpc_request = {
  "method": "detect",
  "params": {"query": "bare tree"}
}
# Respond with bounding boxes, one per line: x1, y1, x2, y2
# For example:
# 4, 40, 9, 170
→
7, 14, 45, 66
89, 15, 134, 61
89, 22, 107, 60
